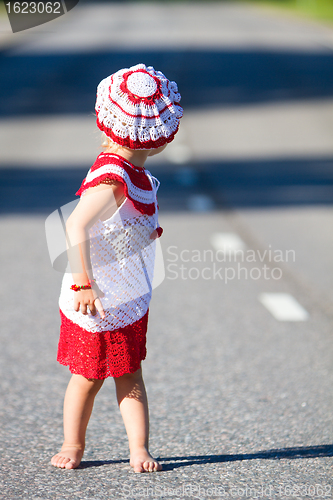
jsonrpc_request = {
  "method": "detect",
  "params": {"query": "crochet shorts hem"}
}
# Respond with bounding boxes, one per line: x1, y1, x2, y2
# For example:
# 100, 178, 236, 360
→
57, 358, 146, 380
57, 309, 149, 380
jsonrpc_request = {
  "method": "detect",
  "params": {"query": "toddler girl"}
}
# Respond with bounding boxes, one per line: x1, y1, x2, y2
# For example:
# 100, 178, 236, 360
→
51, 63, 183, 472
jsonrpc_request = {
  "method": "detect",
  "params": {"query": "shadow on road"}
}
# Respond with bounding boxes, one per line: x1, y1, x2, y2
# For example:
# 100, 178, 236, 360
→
76, 444, 333, 470
1, 49, 333, 116
1, 45, 333, 212
159, 444, 333, 471
1, 156, 332, 214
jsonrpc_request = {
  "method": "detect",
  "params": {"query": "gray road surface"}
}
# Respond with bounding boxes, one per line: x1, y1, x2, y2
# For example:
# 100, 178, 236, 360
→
0, 2, 332, 499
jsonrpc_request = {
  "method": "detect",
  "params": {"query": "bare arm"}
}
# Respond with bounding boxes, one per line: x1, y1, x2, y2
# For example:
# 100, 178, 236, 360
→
66, 181, 125, 319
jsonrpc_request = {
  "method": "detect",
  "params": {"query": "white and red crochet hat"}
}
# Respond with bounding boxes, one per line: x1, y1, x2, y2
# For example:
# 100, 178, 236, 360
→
95, 63, 183, 150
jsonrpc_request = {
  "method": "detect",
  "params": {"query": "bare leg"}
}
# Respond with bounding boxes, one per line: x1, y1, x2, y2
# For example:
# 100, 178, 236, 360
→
51, 374, 104, 469
114, 368, 162, 472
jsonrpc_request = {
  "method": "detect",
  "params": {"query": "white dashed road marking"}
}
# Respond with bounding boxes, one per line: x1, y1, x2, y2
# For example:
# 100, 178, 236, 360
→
258, 293, 309, 321
210, 232, 246, 254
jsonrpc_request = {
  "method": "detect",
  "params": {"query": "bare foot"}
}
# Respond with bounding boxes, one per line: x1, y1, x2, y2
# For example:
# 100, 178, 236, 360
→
130, 447, 162, 473
51, 445, 84, 470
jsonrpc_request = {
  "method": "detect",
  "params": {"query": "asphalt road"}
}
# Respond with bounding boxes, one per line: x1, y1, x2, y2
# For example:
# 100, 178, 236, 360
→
0, 2, 332, 499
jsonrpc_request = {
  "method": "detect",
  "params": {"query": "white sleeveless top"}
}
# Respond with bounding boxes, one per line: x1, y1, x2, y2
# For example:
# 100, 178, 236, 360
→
59, 153, 161, 333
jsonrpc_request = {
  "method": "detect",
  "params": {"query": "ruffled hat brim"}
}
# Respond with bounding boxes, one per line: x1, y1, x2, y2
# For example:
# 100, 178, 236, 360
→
95, 63, 183, 150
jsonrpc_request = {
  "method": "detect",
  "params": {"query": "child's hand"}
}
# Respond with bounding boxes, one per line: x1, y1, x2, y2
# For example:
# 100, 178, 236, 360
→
74, 285, 105, 319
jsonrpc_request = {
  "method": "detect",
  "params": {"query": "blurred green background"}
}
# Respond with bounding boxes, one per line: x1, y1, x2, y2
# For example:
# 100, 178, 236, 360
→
0, 0, 333, 24
243, 0, 333, 23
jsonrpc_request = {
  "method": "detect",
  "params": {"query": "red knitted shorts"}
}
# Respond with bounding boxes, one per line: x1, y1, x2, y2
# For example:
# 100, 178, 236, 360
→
57, 309, 148, 379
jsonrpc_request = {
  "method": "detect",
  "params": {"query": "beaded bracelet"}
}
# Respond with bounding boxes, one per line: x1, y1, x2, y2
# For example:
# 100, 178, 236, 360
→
70, 279, 95, 292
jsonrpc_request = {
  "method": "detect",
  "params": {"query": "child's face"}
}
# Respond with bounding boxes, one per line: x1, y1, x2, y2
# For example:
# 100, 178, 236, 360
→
148, 144, 167, 157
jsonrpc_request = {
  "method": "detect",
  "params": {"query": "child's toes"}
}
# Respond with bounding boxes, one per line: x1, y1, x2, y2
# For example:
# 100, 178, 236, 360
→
65, 459, 77, 470
151, 461, 162, 472
59, 458, 71, 468
55, 456, 70, 468
142, 461, 151, 472
143, 460, 162, 472
148, 461, 156, 472
133, 462, 144, 473
51, 453, 62, 467
130, 451, 162, 473
51, 455, 60, 467
51, 448, 83, 469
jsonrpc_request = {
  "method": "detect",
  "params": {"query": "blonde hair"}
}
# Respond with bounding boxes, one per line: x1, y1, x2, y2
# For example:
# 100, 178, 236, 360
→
101, 133, 121, 152
101, 133, 135, 155
101, 132, 110, 148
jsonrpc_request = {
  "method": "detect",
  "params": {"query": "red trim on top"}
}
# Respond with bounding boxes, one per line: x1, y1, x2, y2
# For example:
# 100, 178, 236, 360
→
101, 152, 144, 169
77, 173, 155, 216
75, 154, 156, 216
89, 154, 152, 191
